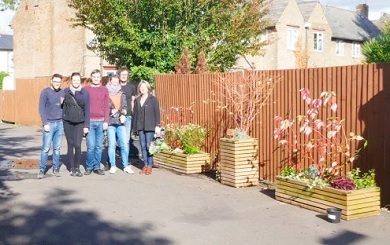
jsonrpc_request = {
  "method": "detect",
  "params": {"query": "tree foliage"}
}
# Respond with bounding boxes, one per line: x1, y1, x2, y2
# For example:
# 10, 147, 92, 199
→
0, 0, 19, 10
362, 26, 390, 63
68, 0, 270, 76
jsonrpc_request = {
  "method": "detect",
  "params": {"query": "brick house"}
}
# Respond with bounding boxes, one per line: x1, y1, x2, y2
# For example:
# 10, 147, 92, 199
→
11, 0, 114, 79
236, 0, 381, 70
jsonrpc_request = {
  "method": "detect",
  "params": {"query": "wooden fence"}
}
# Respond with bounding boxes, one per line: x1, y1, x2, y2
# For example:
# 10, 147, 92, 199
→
1, 63, 390, 206
155, 63, 390, 207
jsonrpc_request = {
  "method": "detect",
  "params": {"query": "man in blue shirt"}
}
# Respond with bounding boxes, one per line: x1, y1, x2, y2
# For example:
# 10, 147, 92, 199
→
38, 73, 65, 179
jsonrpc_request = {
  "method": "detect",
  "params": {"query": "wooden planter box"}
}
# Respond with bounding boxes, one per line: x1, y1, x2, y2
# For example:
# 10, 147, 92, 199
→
220, 138, 259, 188
154, 151, 210, 174
275, 176, 381, 220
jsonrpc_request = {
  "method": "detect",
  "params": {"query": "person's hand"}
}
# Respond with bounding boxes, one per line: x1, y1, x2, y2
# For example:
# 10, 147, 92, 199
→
83, 128, 89, 135
121, 109, 127, 115
111, 109, 118, 115
44, 124, 50, 132
103, 122, 108, 130
120, 115, 126, 124
155, 126, 161, 134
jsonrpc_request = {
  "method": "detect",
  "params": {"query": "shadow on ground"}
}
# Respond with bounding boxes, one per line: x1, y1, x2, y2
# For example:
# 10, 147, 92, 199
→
319, 229, 367, 245
0, 127, 41, 162
0, 179, 172, 245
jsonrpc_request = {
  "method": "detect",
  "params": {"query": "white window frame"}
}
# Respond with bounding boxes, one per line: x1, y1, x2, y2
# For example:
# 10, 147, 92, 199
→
336, 40, 344, 56
260, 30, 269, 43
313, 32, 323, 52
352, 42, 361, 58
287, 28, 299, 50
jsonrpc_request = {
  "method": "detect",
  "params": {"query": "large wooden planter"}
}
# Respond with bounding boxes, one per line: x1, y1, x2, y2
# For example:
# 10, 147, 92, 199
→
275, 176, 381, 220
220, 138, 259, 188
154, 151, 210, 174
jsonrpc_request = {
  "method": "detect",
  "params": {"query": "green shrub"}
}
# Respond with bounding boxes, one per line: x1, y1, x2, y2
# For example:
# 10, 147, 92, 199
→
0, 72, 9, 90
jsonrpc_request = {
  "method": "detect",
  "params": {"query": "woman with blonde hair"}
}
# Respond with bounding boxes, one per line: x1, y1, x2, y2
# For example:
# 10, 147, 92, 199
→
132, 80, 160, 175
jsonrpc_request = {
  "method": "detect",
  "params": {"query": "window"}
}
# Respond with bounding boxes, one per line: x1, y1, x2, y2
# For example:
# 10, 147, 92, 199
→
336, 40, 344, 55
352, 42, 361, 57
260, 30, 269, 43
287, 28, 299, 50
313, 32, 323, 52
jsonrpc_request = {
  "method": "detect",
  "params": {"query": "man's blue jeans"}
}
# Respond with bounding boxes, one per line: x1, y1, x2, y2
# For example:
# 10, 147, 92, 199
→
107, 125, 129, 167
39, 121, 64, 170
86, 121, 104, 170
138, 130, 155, 166
124, 116, 132, 144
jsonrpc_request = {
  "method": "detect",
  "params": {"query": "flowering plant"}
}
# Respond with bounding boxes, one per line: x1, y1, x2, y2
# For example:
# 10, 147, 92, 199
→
164, 123, 208, 154
274, 88, 368, 187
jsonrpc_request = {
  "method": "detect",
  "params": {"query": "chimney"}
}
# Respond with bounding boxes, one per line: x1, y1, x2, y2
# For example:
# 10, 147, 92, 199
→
356, 4, 369, 18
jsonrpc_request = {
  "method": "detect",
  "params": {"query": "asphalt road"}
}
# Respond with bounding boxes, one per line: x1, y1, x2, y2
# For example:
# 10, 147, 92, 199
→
0, 122, 389, 245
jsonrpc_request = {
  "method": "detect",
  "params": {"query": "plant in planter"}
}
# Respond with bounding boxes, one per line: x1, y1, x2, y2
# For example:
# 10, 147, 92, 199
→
274, 88, 380, 220
153, 106, 211, 174
211, 71, 276, 187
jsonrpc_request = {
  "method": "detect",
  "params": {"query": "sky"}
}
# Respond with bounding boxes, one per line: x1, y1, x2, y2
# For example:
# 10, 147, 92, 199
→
0, 0, 390, 34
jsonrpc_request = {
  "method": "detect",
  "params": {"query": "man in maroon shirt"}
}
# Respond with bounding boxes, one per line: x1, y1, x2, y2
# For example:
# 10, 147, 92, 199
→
84, 69, 110, 175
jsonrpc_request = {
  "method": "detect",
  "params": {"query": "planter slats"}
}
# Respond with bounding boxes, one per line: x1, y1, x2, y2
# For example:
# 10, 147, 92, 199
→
220, 138, 259, 188
275, 176, 380, 220
154, 151, 210, 174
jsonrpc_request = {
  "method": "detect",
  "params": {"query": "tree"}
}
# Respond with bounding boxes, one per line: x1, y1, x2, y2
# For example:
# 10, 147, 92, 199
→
174, 48, 191, 74
0, 0, 19, 10
195, 50, 208, 74
362, 26, 390, 63
68, 0, 270, 76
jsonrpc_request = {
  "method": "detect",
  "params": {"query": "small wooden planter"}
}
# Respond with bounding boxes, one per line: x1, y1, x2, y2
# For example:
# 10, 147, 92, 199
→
154, 151, 211, 174
219, 138, 259, 188
275, 176, 381, 220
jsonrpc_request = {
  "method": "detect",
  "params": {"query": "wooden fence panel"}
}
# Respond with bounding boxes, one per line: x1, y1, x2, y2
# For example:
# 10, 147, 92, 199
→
0, 77, 58, 126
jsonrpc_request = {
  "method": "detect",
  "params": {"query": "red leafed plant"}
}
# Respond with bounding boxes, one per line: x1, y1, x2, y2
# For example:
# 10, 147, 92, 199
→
330, 176, 356, 190
274, 88, 367, 182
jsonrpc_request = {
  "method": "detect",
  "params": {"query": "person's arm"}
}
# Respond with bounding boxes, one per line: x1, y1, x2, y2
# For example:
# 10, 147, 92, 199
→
103, 88, 110, 130
131, 95, 135, 114
38, 89, 50, 131
154, 97, 160, 127
121, 93, 128, 114
84, 90, 91, 129
131, 99, 138, 133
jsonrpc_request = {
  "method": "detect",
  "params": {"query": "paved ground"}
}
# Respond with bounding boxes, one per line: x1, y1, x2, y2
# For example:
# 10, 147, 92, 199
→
0, 122, 389, 245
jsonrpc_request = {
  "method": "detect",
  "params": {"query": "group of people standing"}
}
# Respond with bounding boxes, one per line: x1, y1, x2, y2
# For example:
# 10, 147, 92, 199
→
38, 67, 160, 179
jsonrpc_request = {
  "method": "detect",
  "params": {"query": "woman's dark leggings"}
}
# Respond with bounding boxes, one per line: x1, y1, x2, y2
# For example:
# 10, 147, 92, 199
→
63, 120, 84, 170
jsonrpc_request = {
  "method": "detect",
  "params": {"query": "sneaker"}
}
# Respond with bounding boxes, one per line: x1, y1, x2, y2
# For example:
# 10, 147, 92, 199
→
84, 169, 92, 175
124, 166, 134, 174
109, 166, 117, 174
75, 168, 83, 177
93, 169, 105, 175
53, 168, 61, 177
70, 169, 76, 177
37, 169, 45, 179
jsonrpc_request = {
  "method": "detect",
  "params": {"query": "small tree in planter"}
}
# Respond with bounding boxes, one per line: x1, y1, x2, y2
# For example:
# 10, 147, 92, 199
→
215, 71, 276, 139
209, 71, 276, 187
273, 89, 379, 220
